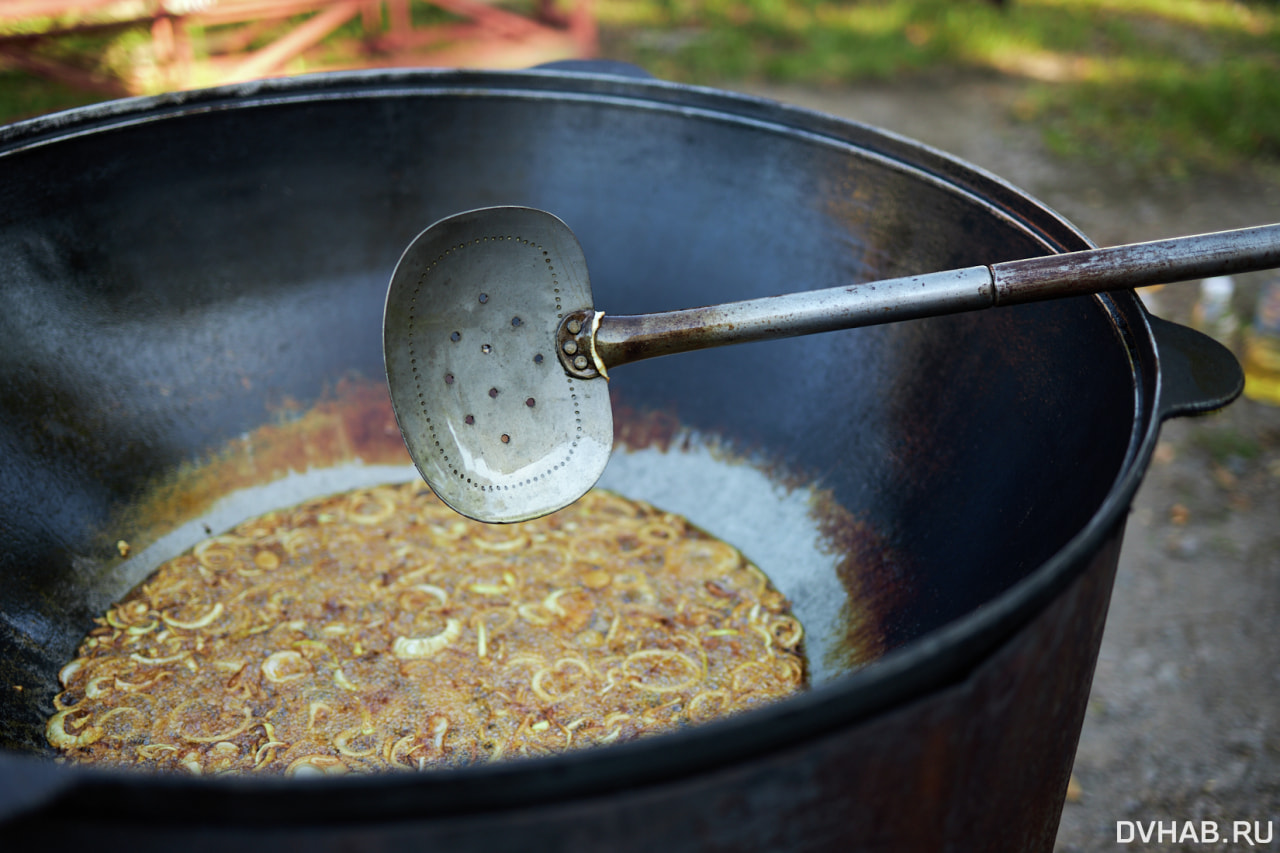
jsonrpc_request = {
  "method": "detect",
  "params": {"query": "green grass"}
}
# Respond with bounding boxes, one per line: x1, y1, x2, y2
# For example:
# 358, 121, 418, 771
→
1191, 426, 1263, 463
598, 0, 1280, 175
0, 70, 103, 124
0, 3, 470, 120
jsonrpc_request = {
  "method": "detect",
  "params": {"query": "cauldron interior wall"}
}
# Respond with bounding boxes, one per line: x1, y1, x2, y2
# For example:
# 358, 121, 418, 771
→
0, 76, 1133, 759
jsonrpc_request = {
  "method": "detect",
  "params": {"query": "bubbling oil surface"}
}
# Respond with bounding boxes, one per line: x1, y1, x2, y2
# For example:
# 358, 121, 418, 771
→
48, 484, 806, 775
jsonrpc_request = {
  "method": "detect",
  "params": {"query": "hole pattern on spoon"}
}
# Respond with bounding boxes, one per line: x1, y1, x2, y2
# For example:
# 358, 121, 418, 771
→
404, 236, 584, 495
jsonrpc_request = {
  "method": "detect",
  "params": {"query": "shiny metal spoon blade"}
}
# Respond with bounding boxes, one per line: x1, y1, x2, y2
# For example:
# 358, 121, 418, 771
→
383, 206, 613, 523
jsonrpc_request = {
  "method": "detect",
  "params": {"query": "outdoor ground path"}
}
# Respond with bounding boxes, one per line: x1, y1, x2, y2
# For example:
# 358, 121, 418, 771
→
734, 76, 1280, 853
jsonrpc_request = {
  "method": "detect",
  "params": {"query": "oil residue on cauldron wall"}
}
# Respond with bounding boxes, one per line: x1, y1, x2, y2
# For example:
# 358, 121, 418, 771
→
1, 377, 893, 754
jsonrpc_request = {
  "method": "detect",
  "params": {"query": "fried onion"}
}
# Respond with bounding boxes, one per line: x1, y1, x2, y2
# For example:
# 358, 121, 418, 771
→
162, 602, 224, 630
623, 650, 702, 694
46, 709, 102, 749
392, 618, 462, 659
48, 483, 806, 775
262, 650, 312, 683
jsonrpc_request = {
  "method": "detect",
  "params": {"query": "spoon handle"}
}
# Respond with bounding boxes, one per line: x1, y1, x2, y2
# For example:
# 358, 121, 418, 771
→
992, 223, 1280, 303
587, 223, 1280, 373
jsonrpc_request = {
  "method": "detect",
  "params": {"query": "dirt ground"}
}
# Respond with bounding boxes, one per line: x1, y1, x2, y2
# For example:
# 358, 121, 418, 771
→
734, 76, 1280, 852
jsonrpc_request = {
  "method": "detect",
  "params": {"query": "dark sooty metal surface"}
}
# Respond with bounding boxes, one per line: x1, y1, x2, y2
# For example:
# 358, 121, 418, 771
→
0, 72, 1153, 849
0, 71, 1127, 739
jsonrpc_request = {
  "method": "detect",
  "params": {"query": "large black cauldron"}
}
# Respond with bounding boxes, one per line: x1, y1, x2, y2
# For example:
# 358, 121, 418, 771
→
0, 68, 1241, 850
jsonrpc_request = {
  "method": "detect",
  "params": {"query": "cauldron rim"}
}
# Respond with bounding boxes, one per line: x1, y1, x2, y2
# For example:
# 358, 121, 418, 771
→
0, 68, 1228, 826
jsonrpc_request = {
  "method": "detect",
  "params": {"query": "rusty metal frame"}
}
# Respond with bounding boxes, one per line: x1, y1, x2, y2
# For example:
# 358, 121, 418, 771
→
0, 0, 596, 96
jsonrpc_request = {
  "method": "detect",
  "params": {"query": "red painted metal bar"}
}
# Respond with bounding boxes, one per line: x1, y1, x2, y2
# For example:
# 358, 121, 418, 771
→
0, 47, 128, 95
226, 0, 364, 82
0, 0, 598, 96
0, 0, 123, 21
430, 0, 544, 39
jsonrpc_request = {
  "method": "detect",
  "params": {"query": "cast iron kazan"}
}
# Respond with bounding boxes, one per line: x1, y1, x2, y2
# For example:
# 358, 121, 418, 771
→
0, 67, 1246, 850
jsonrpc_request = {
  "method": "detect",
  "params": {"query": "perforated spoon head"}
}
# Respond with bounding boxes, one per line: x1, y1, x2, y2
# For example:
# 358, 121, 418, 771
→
387, 208, 1280, 522
382, 207, 613, 523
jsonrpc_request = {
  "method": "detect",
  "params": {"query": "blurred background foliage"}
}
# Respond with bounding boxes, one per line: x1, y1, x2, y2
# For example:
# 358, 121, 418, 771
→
598, 0, 1280, 176
2, 0, 1278, 176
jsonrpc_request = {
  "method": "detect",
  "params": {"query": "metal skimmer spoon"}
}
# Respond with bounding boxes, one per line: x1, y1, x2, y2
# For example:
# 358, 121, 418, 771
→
383, 206, 1280, 523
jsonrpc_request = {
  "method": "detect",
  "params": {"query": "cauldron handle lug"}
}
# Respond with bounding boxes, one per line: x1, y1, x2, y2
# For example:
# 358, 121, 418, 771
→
1149, 313, 1245, 420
